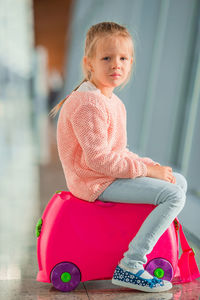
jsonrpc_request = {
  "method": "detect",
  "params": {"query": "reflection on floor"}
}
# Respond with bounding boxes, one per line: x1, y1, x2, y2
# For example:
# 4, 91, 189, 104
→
0, 109, 200, 299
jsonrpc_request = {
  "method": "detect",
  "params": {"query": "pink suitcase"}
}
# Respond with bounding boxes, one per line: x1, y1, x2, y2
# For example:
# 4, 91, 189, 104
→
36, 191, 199, 292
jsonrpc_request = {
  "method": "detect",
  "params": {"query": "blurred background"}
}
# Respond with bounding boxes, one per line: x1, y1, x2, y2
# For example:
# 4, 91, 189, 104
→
0, 0, 200, 298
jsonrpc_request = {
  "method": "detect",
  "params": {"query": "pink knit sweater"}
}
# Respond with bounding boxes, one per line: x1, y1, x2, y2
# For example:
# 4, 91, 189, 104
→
57, 81, 158, 202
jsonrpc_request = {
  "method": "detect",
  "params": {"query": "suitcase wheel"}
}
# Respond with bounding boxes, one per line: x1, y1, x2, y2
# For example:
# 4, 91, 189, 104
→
50, 262, 81, 292
145, 258, 173, 281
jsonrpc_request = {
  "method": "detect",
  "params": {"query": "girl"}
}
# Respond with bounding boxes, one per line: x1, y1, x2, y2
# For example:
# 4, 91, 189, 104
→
50, 22, 187, 293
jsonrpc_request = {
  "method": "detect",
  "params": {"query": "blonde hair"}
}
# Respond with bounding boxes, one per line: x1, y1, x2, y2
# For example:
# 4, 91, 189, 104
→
49, 21, 135, 117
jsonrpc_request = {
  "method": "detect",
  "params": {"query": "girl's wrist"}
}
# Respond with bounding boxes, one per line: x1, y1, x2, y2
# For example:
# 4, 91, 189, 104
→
146, 165, 150, 177
146, 165, 153, 177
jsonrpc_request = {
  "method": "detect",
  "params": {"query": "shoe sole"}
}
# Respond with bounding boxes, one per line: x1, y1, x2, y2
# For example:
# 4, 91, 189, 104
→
112, 278, 172, 293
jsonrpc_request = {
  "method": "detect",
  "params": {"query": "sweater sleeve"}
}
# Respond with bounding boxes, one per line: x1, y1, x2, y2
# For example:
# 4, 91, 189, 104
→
71, 103, 147, 178
138, 157, 160, 166
124, 148, 160, 166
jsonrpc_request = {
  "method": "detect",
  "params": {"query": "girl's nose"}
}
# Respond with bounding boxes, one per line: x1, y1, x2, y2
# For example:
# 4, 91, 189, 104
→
112, 58, 121, 69
113, 65, 120, 69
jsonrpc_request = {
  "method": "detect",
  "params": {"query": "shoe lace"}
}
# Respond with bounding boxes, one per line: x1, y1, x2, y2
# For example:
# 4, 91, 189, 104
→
149, 277, 163, 288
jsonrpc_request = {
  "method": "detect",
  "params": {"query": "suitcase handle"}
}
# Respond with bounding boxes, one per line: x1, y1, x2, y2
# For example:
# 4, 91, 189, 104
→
174, 218, 200, 282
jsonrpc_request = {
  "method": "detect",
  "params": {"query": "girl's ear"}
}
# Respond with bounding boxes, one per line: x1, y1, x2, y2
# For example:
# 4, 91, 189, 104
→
83, 56, 89, 71
84, 56, 94, 72
83, 56, 88, 66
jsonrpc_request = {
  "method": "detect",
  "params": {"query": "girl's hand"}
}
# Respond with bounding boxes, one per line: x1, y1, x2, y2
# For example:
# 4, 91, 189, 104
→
146, 165, 176, 184
171, 174, 176, 184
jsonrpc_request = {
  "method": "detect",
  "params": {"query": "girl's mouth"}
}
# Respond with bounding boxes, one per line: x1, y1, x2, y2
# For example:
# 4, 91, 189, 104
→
110, 74, 121, 78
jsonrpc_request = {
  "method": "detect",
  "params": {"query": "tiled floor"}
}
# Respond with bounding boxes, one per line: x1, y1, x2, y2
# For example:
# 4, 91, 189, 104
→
1, 104, 200, 299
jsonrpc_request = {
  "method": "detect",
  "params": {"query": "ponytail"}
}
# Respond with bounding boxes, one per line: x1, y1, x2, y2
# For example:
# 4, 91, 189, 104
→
49, 78, 88, 118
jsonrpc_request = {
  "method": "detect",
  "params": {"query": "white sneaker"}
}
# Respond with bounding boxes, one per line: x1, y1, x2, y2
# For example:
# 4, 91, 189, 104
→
112, 265, 172, 293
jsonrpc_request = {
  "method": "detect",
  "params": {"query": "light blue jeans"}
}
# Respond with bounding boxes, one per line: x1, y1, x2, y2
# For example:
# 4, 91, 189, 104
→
98, 172, 187, 269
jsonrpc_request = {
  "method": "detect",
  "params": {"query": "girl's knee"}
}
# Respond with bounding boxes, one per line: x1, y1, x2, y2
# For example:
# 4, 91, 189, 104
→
156, 184, 186, 209
174, 172, 188, 194
174, 185, 186, 209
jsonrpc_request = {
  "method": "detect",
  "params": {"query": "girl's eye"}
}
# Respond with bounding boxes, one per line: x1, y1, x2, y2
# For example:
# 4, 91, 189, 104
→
102, 56, 127, 61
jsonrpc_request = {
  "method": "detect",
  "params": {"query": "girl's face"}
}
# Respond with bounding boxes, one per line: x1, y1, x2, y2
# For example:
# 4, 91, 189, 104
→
85, 35, 133, 98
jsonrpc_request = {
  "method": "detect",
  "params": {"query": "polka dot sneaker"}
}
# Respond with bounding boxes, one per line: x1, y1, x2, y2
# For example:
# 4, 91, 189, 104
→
112, 265, 172, 292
